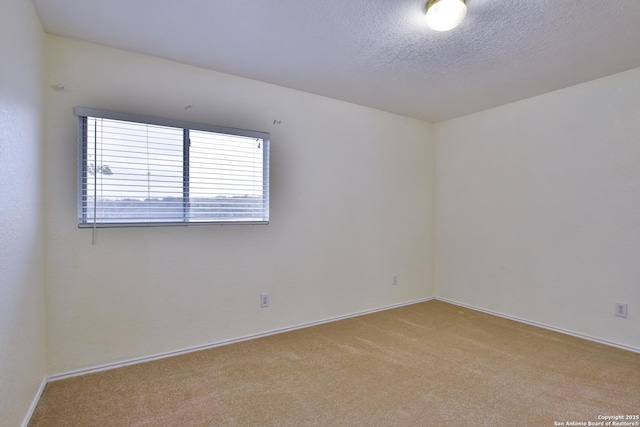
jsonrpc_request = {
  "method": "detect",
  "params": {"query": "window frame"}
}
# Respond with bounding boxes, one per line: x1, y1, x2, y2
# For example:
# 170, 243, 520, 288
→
76, 107, 270, 228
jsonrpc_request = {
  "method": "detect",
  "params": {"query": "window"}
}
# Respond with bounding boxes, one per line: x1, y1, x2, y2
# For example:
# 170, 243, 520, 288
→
76, 107, 269, 227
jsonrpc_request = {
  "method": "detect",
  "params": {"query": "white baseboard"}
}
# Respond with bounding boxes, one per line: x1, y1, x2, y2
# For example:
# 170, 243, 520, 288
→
22, 377, 47, 427
47, 297, 434, 382
436, 297, 640, 354
44, 295, 640, 384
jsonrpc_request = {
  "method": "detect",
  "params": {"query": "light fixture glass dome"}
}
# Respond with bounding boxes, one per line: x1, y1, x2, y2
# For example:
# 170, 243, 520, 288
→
426, 0, 467, 32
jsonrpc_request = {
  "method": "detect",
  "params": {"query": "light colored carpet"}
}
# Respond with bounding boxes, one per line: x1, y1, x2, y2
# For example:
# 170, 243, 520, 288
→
29, 301, 640, 426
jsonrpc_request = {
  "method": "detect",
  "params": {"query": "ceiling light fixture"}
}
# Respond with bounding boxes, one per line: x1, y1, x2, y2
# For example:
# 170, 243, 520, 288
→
426, 0, 467, 32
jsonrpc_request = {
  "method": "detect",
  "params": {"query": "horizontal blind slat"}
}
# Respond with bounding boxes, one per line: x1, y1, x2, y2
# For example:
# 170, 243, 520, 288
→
80, 113, 269, 227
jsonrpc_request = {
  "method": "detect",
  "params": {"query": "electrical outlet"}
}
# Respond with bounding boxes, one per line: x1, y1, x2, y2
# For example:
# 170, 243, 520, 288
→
261, 293, 269, 308
392, 275, 398, 286
615, 302, 628, 318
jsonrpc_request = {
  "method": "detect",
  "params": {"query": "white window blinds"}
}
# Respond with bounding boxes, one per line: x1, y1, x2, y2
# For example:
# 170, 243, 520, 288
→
76, 107, 269, 227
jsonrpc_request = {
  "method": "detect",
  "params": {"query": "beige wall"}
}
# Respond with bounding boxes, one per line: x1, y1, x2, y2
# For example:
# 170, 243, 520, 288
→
44, 36, 436, 374
436, 67, 640, 349
0, 0, 47, 425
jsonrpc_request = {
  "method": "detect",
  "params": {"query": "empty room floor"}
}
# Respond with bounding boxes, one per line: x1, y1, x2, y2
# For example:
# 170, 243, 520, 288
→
29, 301, 640, 426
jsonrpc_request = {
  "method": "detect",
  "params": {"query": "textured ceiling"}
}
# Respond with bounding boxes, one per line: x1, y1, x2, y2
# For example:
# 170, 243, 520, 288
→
31, 0, 640, 122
